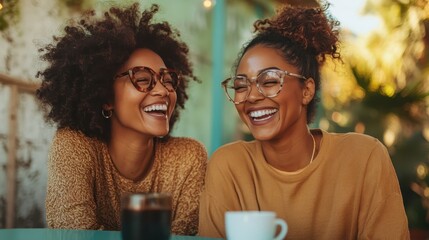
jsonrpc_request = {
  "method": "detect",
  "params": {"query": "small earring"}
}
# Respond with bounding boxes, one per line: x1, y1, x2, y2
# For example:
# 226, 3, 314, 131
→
102, 109, 112, 119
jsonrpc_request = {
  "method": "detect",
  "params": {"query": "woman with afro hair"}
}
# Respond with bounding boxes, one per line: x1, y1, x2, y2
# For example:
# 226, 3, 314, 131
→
37, 3, 207, 235
198, 3, 409, 239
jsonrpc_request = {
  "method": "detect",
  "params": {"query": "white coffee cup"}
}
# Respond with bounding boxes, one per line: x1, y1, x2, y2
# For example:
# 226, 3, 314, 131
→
225, 211, 288, 240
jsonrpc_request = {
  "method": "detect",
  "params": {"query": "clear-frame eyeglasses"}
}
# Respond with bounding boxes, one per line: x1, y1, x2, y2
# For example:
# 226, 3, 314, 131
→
221, 68, 307, 104
115, 66, 180, 93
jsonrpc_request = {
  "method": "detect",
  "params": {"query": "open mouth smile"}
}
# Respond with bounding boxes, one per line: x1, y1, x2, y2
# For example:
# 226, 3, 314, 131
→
248, 108, 278, 122
143, 103, 168, 117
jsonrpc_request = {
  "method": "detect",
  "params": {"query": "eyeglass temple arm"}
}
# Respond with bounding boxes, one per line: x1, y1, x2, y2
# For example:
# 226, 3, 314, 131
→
287, 72, 307, 80
115, 70, 131, 79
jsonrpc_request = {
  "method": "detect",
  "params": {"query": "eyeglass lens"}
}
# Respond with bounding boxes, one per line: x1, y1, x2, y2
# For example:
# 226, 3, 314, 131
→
132, 68, 178, 92
225, 70, 283, 103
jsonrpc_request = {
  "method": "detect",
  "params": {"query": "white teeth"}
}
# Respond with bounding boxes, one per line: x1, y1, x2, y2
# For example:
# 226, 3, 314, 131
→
143, 104, 168, 112
249, 109, 278, 118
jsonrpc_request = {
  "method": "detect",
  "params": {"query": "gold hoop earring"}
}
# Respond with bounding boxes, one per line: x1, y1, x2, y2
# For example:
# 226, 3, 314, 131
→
102, 109, 112, 119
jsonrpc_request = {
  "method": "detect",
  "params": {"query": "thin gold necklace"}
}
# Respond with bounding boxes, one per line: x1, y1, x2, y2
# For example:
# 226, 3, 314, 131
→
266, 133, 317, 174
309, 133, 316, 164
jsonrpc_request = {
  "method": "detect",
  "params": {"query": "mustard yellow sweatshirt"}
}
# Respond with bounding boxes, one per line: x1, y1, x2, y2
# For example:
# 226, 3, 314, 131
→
199, 130, 409, 240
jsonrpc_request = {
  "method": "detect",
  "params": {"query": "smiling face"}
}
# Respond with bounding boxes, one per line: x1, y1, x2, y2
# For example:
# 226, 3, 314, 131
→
235, 44, 314, 142
107, 48, 177, 139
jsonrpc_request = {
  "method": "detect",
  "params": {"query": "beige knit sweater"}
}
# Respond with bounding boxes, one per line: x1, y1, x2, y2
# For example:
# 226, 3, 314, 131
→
46, 128, 207, 235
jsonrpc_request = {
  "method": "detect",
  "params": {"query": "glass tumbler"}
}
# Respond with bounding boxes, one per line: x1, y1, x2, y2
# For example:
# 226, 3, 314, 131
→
121, 192, 172, 240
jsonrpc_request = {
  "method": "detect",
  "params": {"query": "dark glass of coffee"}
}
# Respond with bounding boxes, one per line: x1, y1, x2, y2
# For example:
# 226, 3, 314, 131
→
121, 193, 172, 240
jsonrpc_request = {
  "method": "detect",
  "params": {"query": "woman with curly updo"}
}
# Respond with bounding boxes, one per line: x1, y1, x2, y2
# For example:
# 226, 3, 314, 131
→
37, 3, 207, 235
199, 3, 409, 239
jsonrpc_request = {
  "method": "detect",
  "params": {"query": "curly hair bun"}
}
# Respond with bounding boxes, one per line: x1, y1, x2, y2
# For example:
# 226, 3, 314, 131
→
254, 3, 340, 61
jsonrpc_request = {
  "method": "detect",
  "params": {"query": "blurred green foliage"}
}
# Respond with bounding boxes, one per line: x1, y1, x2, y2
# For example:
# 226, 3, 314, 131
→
321, 0, 429, 229
0, 0, 19, 31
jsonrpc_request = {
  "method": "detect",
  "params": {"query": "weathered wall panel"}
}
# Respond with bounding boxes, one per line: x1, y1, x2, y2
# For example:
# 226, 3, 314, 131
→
0, 84, 11, 228
14, 93, 54, 227
0, 0, 72, 228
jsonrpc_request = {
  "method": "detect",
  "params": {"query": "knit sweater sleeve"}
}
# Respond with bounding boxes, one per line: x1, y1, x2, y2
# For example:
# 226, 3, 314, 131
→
358, 140, 410, 239
169, 138, 208, 236
45, 129, 103, 229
